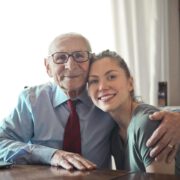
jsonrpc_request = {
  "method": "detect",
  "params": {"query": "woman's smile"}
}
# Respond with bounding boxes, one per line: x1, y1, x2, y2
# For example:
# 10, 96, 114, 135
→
98, 92, 117, 103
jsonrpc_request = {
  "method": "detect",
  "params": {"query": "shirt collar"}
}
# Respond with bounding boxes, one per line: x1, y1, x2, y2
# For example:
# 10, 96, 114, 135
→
52, 84, 93, 108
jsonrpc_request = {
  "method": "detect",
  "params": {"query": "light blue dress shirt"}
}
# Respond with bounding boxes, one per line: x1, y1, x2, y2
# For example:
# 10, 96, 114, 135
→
0, 82, 115, 168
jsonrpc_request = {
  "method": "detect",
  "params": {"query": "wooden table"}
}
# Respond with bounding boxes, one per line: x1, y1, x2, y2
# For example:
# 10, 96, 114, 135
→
0, 165, 127, 180
0, 165, 179, 180
114, 172, 180, 180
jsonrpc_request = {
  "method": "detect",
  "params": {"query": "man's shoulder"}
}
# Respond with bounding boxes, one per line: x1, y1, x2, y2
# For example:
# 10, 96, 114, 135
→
21, 82, 64, 103
23, 82, 55, 95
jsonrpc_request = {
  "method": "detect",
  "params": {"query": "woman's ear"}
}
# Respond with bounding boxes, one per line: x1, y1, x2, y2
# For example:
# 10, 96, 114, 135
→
44, 58, 53, 77
128, 76, 134, 92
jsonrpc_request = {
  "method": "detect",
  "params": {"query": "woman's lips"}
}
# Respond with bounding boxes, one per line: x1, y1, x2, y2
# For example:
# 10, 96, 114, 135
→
98, 93, 116, 102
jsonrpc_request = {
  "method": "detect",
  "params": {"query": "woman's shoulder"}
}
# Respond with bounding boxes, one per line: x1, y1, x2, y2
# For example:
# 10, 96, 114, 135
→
133, 103, 160, 116
131, 103, 161, 130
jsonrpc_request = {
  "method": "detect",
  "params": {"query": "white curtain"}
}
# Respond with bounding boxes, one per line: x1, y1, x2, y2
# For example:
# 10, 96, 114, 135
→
111, 0, 175, 105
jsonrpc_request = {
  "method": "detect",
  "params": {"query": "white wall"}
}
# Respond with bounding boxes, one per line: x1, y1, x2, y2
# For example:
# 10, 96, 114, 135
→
0, 0, 115, 120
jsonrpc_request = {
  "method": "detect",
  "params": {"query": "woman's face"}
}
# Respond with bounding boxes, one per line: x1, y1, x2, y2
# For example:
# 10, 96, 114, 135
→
88, 57, 133, 112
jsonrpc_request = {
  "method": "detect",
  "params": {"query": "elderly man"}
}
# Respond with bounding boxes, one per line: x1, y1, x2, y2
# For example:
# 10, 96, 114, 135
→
0, 32, 180, 170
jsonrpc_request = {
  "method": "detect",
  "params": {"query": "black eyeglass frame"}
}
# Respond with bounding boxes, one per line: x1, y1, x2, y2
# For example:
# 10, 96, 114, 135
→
49, 51, 92, 64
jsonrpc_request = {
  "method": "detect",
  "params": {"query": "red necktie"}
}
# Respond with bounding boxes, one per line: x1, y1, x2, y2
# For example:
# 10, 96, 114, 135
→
63, 100, 81, 154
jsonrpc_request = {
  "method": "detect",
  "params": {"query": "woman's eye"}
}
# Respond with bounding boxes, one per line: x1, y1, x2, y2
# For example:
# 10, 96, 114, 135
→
88, 79, 98, 85
108, 75, 116, 80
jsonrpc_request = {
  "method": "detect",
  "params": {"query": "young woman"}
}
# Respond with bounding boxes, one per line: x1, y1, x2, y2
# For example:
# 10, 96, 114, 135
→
88, 50, 180, 174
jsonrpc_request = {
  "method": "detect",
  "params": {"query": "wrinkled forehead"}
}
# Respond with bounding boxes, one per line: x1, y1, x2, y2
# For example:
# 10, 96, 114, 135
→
48, 35, 91, 55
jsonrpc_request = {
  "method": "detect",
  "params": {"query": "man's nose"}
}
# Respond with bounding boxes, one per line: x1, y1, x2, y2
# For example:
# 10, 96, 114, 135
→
64, 56, 77, 69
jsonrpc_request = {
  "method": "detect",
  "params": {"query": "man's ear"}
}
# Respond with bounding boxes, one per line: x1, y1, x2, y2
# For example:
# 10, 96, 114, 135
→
44, 58, 53, 77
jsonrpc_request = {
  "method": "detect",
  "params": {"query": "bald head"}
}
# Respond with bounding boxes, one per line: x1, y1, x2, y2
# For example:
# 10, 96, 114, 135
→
45, 32, 91, 98
48, 32, 92, 56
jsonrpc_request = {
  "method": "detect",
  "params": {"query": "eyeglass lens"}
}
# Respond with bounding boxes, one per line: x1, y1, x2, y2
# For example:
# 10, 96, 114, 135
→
53, 51, 89, 64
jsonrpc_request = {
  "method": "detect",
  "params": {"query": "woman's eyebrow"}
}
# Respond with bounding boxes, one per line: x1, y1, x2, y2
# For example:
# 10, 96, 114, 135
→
89, 69, 118, 78
89, 74, 98, 78
105, 70, 118, 75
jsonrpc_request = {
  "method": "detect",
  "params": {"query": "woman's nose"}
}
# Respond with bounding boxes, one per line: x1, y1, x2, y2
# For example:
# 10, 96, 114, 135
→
98, 80, 108, 91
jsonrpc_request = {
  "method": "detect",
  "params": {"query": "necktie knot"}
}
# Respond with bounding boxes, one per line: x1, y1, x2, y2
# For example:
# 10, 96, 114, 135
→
67, 100, 74, 111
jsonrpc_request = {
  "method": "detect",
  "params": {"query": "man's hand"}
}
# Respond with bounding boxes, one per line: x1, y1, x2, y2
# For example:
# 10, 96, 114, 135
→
146, 111, 180, 163
50, 150, 97, 170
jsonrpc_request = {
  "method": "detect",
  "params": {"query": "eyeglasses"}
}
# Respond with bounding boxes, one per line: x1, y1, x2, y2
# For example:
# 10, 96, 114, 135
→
49, 51, 91, 64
